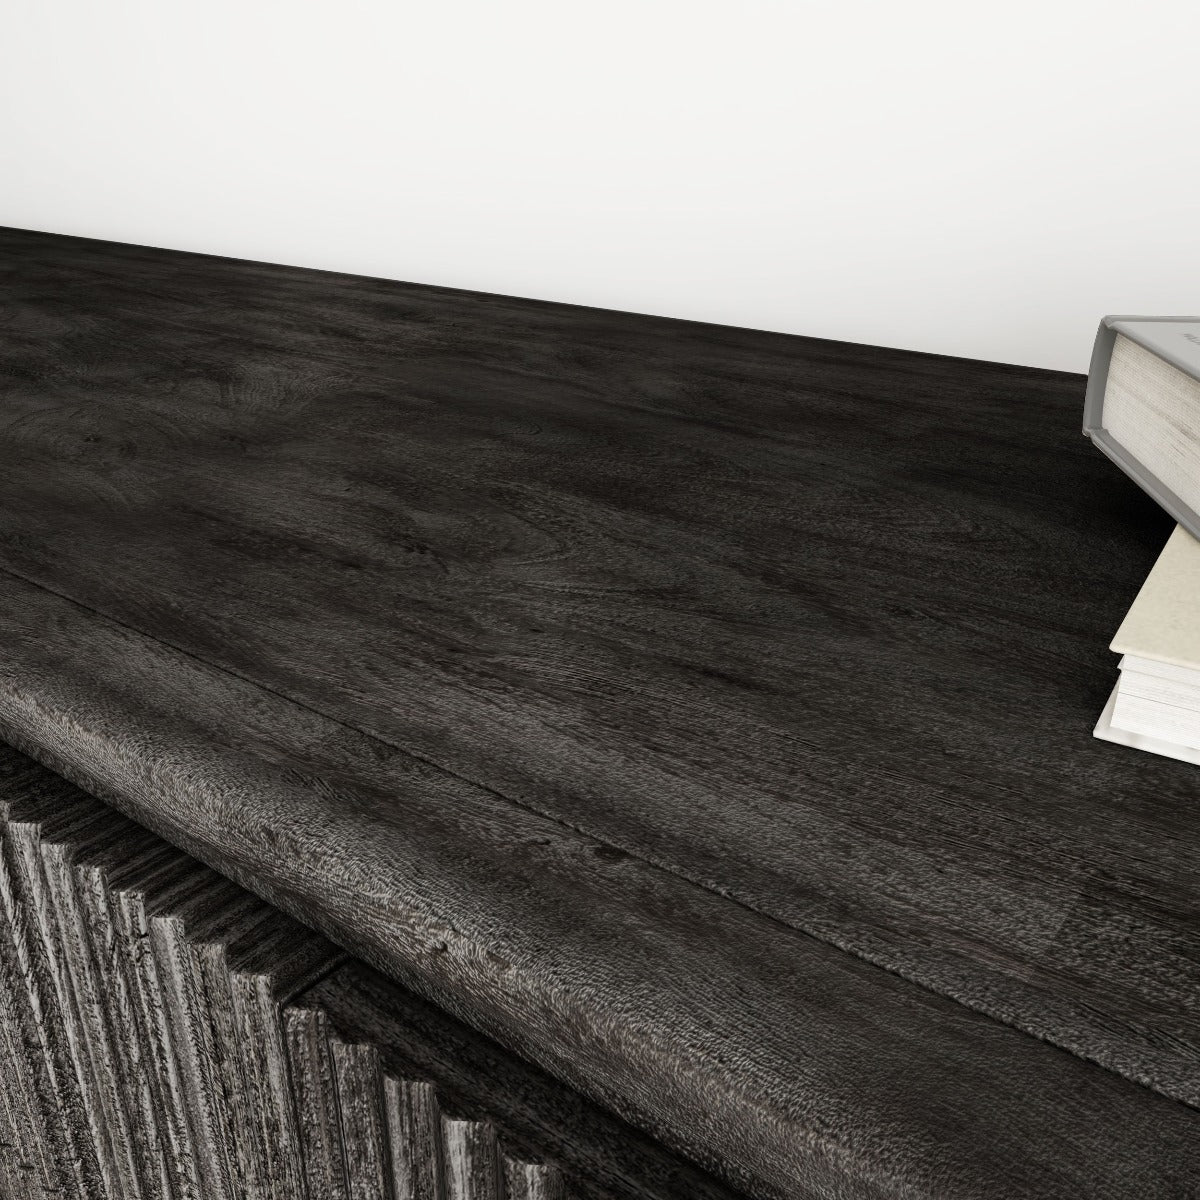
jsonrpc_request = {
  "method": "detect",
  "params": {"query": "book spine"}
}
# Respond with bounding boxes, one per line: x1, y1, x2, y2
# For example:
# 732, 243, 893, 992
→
1080, 316, 1200, 541
1082, 317, 1119, 437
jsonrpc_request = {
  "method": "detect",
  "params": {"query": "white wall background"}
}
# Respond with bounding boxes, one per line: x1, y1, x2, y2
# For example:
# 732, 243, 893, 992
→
2, 0, 1198, 372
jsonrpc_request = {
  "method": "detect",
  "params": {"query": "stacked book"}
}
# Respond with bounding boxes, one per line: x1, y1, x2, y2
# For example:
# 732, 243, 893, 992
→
1094, 525, 1200, 764
1085, 317, 1200, 762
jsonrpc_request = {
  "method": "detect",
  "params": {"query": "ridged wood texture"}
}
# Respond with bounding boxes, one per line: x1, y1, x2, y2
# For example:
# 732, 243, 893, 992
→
0, 745, 743, 1200
2, 228, 1200, 1198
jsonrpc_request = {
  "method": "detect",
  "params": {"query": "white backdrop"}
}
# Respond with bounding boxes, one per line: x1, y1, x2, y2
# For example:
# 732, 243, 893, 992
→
2, 0, 1198, 371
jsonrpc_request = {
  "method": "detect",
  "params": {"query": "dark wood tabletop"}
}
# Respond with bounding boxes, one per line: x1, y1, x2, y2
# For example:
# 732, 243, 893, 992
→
0, 226, 1197, 1199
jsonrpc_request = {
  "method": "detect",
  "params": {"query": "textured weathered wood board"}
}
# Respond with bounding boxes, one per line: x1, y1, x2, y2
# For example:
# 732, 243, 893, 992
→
7, 582, 1200, 1200
0, 227, 1198, 1196
0, 742, 748, 1200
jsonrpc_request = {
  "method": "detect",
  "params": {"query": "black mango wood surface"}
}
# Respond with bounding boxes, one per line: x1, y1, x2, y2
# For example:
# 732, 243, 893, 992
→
0, 226, 1197, 1198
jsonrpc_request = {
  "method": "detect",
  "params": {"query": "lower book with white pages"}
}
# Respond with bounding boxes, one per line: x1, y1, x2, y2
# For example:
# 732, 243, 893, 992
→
1094, 524, 1200, 763
1094, 679, 1200, 766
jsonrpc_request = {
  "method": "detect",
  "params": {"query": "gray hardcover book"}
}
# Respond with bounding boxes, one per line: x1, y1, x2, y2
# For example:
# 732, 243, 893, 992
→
1084, 315, 1200, 538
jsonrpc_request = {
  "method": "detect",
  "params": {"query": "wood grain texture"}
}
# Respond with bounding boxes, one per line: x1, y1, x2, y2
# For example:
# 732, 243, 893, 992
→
315, 981, 568, 1200
3, 799, 130, 1197
332, 1040, 393, 1200
10, 577, 1200, 1199
0, 742, 749, 1200
441, 1116, 501, 1200
0, 920, 54, 1199
75, 849, 172, 1199
285, 1007, 353, 1200
383, 1076, 443, 1200
309, 961, 751, 1200
504, 1162, 567, 1200
0, 813, 65, 1198
0, 767, 101, 1198
114, 853, 211, 1200
69, 823, 177, 1198
0, 226, 1197, 1196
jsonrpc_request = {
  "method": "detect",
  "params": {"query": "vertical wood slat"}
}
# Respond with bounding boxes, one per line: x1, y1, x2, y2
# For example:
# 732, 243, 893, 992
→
149, 910, 240, 1200
116, 878, 205, 1200
195, 937, 267, 1199
232, 971, 310, 1200
0, 824, 101, 1198
333, 1040, 394, 1200
504, 1160, 567, 1200
76, 844, 177, 1200
0, 898, 64, 1198
40, 838, 147, 1199
441, 1117, 500, 1200
285, 1006, 352, 1200
384, 1077, 444, 1200
0, 1011, 36, 1200
7, 815, 124, 1199
0, 772, 716, 1200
